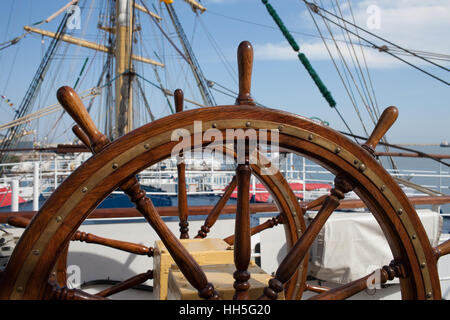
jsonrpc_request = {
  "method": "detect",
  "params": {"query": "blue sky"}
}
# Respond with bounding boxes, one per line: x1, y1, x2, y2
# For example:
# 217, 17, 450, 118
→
0, 0, 448, 145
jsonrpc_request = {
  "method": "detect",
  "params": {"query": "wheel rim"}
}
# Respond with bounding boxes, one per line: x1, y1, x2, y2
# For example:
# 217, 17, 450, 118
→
0, 105, 440, 300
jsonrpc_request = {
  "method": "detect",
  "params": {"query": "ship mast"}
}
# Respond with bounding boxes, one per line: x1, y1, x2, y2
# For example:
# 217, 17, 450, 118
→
115, 0, 134, 137
22, 0, 164, 140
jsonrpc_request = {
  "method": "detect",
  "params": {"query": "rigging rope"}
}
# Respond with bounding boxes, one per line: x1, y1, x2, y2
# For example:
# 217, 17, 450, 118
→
330, 0, 378, 123
262, 0, 336, 108
261, 0, 340, 108
307, 0, 399, 171
0, 71, 124, 133
302, 1, 449, 86
345, 0, 381, 117
305, 1, 450, 73
261, 0, 355, 137
340, 131, 450, 169
135, 72, 206, 108
307, 0, 372, 137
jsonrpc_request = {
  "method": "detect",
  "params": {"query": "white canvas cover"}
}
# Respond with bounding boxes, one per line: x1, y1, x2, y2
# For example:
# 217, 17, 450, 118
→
308, 209, 443, 284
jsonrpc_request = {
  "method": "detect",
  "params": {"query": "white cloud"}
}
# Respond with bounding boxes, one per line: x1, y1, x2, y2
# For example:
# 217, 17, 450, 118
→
254, 40, 403, 68
254, 0, 450, 69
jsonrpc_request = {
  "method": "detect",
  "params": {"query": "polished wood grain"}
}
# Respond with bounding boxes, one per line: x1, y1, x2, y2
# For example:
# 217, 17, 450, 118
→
8, 216, 154, 256
120, 178, 219, 299
45, 281, 107, 300
6, 216, 30, 228
3, 194, 449, 223
375, 152, 450, 159
195, 176, 237, 239
300, 194, 328, 212
72, 231, 154, 256
259, 175, 354, 300
174, 88, 184, 113
434, 239, 450, 260
233, 162, 252, 300
96, 270, 153, 297
233, 41, 253, 299
72, 125, 92, 151
309, 261, 404, 300
235, 41, 255, 106
57, 86, 219, 300
54, 245, 68, 287
305, 283, 330, 294
363, 106, 398, 154
224, 214, 283, 245
57, 86, 109, 152
1, 41, 443, 300
1, 105, 439, 299
175, 89, 189, 239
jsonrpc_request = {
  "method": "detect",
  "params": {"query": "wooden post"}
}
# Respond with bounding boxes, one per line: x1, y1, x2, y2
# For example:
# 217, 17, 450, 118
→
175, 89, 189, 239
233, 141, 252, 300
57, 86, 219, 299
235, 41, 255, 106
363, 106, 398, 154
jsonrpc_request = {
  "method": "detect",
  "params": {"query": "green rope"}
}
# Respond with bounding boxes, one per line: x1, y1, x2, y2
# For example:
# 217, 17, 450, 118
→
32, 20, 44, 26
73, 57, 89, 89
261, 0, 336, 108
298, 53, 336, 107
261, 0, 299, 52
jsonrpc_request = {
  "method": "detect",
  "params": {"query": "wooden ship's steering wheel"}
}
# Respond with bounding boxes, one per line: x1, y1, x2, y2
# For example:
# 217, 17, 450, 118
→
0, 41, 449, 300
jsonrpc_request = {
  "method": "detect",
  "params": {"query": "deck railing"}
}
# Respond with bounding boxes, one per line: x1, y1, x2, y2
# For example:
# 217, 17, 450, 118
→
1, 152, 449, 214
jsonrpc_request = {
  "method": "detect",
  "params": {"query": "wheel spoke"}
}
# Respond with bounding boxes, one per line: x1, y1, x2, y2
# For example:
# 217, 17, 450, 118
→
57, 86, 109, 152
175, 89, 189, 239
434, 239, 450, 260
305, 283, 330, 294
46, 281, 107, 300
96, 270, 153, 297
233, 161, 252, 300
309, 261, 404, 300
177, 157, 189, 239
6, 216, 30, 228
72, 124, 92, 151
121, 178, 219, 300
72, 231, 154, 256
300, 194, 328, 212
259, 175, 355, 300
362, 106, 398, 155
195, 175, 237, 239
7, 216, 154, 256
57, 86, 219, 300
224, 214, 283, 245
